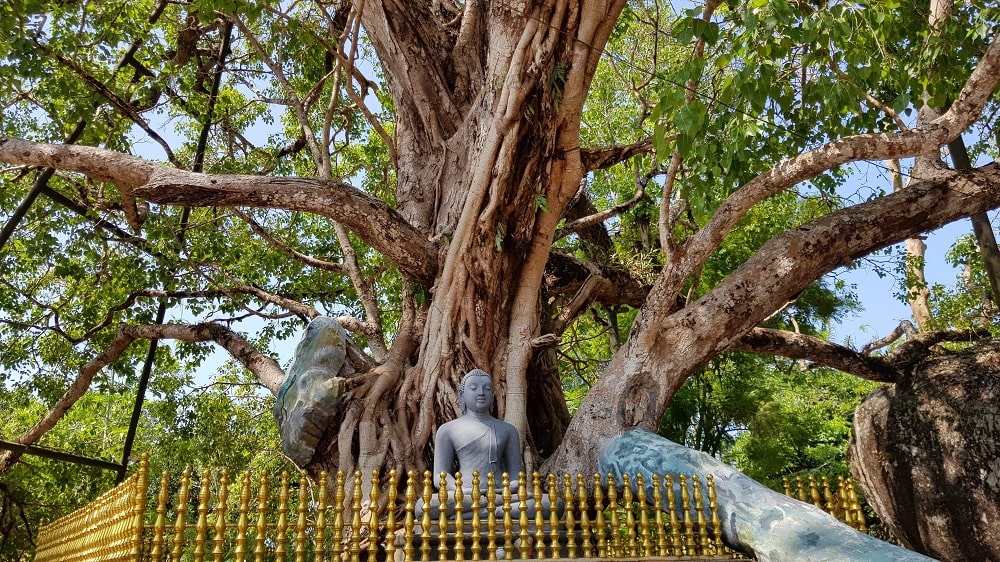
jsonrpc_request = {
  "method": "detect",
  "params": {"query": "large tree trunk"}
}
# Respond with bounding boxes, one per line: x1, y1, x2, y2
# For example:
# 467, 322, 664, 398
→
848, 342, 1000, 561
304, 0, 627, 480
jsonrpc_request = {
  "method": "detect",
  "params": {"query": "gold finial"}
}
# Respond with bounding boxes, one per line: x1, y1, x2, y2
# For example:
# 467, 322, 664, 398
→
171, 467, 192, 562
547, 474, 559, 559
564, 474, 577, 556
151, 471, 170, 560
454, 472, 465, 561
276, 472, 290, 559
295, 471, 308, 562
486, 473, 497, 560
254, 471, 269, 562
194, 470, 211, 562
130, 455, 150, 559
471, 471, 482, 561
333, 472, 345, 561
782, 476, 791, 497
385, 470, 398, 562
502, 473, 513, 560
420, 471, 432, 562
822, 477, 836, 516
518, 472, 529, 560
680, 474, 695, 555
652, 474, 666, 556
623, 473, 637, 557
693, 475, 709, 555
404, 471, 416, 562
637, 473, 652, 557
350, 471, 363, 562
213, 469, 230, 562
369, 470, 381, 558
837, 476, 850, 523
577, 474, 592, 558
665, 475, 682, 555
809, 476, 822, 509
315, 472, 329, 562
235, 472, 251, 562
439, 472, 450, 561
607, 473, 621, 558
848, 480, 867, 532
594, 474, 607, 558
707, 474, 725, 555
795, 476, 807, 502
533, 472, 545, 560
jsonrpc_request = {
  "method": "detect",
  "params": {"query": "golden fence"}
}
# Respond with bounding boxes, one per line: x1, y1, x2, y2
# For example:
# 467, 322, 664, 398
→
34, 455, 866, 562
781, 475, 868, 532
33, 454, 148, 562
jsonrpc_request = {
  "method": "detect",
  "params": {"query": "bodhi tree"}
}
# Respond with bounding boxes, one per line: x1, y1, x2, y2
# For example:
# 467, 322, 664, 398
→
2, 0, 1000, 559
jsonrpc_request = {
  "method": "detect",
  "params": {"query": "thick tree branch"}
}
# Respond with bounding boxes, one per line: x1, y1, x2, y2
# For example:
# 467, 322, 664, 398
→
732, 328, 900, 382
0, 138, 439, 283
0, 322, 284, 475
733, 326, 992, 383
653, 32, 1000, 316
580, 137, 655, 171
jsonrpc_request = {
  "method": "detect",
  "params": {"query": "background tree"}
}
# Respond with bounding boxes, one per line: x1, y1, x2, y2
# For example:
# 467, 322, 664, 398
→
2, 0, 1000, 557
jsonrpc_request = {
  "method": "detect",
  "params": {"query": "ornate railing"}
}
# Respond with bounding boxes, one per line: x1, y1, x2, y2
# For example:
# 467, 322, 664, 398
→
781, 475, 868, 532
33, 455, 148, 562
35, 455, 864, 562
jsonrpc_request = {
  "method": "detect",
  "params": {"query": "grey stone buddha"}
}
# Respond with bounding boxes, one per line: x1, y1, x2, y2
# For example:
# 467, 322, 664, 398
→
433, 368, 521, 492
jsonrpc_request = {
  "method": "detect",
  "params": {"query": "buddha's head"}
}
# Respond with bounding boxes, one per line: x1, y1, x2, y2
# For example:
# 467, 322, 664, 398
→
458, 368, 494, 414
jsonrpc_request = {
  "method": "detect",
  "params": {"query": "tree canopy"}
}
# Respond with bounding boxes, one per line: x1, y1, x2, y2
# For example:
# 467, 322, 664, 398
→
2, 0, 1000, 557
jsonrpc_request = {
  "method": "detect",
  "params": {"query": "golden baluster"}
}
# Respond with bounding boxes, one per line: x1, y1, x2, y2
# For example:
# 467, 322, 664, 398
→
809, 476, 822, 509
151, 471, 170, 561
295, 471, 309, 562
419, 471, 432, 562
314, 472, 329, 562
563, 474, 576, 557
665, 475, 681, 556
254, 471, 269, 562
333, 472, 345, 560
636, 473, 652, 557
130, 455, 150, 560
532, 473, 545, 560
276, 472, 290, 560
384, 471, 397, 562
795, 476, 807, 503
822, 477, 837, 518
518, 472, 530, 560
235, 472, 251, 562
707, 475, 725, 556
502, 473, 513, 560
213, 469, 230, 562
782, 477, 791, 497
693, 475, 709, 556
547, 474, 559, 559
607, 473, 621, 558
680, 474, 695, 555
193, 470, 212, 562
471, 471, 482, 561
837, 476, 850, 523
439, 472, 450, 561
486, 473, 497, 560
593, 474, 607, 558
652, 474, 666, 557
404, 471, 416, 562
577, 474, 591, 558
454, 472, 465, 561
369, 470, 381, 560
848, 480, 867, 532
171, 468, 192, 562
351, 471, 363, 562
623, 474, 637, 557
